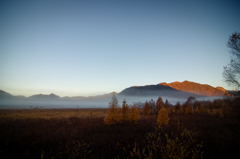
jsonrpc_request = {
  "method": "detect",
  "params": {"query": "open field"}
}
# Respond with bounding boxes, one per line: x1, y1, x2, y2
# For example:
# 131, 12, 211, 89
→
0, 108, 240, 159
0, 108, 108, 119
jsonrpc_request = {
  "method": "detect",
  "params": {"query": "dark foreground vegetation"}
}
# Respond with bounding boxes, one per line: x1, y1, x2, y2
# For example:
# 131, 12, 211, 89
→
0, 98, 240, 159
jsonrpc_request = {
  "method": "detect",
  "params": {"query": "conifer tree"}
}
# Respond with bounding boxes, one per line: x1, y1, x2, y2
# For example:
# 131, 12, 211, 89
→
120, 99, 129, 122
165, 99, 171, 107
149, 98, 156, 114
156, 96, 165, 110
143, 101, 151, 115
174, 102, 181, 114
129, 105, 140, 124
104, 94, 119, 125
157, 107, 169, 126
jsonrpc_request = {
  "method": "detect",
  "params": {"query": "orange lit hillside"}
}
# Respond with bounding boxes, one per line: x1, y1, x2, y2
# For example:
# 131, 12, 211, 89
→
159, 81, 227, 96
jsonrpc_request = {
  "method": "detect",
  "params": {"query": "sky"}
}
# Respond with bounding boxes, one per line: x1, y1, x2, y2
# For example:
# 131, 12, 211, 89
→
1, 0, 240, 97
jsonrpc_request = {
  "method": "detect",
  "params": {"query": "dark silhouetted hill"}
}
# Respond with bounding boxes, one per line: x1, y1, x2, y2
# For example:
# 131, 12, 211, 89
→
118, 85, 200, 98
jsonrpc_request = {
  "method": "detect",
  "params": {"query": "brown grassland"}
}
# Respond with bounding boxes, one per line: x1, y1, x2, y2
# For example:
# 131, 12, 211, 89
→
0, 104, 240, 159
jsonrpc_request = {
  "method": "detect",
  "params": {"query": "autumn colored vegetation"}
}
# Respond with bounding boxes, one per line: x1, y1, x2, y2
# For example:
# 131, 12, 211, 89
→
0, 96, 240, 159
104, 96, 140, 125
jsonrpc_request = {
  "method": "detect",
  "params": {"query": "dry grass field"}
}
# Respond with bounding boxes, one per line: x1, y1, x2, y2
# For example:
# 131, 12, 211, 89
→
0, 107, 240, 159
0, 108, 108, 119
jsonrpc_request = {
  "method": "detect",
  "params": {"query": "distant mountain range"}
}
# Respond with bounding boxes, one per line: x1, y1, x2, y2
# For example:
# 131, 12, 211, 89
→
0, 81, 229, 107
0, 90, 117, 101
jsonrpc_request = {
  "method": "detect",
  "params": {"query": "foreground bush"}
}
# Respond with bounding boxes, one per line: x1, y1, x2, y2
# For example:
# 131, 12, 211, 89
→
127, 125, 204, 159
51, 140, 92, 159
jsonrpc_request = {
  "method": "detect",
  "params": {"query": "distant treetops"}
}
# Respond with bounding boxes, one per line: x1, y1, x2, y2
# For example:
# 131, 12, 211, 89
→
104, 95, 140, 125
104, 95, 169, 126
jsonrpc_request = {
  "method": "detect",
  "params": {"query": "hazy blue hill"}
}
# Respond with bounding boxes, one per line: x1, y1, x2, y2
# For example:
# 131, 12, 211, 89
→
118, 85, 200, 98
0, 90, 15, 99
28, 93, 61, 100
64, 92, 117, 101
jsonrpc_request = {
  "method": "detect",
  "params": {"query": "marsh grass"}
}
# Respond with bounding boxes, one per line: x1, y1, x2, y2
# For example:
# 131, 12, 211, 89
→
0, 109, 239, 159
0, 108, 107, 119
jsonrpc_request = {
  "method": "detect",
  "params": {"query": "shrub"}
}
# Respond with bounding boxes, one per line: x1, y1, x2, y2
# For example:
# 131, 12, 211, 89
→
221, 103, 232, 117
178, 106, 184, 114
205, 108, 211, 115
211, 109, 218, 116
127, 125, 204, 159
157, 107, 169, 126
194, 107, 200, 114
199, 105, 205, 115
52, 140, 92, 159
186, 105, 193, 114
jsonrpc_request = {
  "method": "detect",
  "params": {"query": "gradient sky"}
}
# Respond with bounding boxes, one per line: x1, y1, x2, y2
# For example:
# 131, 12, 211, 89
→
1, 0, 240, 97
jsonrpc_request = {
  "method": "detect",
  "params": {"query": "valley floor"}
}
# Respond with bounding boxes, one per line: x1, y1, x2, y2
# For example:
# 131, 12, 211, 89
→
0, 108, 239, 159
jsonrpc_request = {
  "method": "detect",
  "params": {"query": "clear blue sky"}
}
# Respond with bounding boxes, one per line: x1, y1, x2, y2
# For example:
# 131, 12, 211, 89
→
1, 0, 240, 97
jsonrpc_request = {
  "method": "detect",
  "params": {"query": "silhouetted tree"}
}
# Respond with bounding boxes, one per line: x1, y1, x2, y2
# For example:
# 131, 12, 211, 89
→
187, 96, 196, 114
164, 99, 170, 107
143, 101, 151, 115
149, 98, 156, 114
223, 32, 240, 89
174, 102, 181, 114
104, 94, 119, 125
199, 104, 206, 115
120, 99, 129, 122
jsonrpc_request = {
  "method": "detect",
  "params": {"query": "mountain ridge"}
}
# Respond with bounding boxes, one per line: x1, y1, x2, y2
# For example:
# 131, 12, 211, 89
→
118, 84, 202, 98
158, 80, 227, 96
0, 81, 228, 101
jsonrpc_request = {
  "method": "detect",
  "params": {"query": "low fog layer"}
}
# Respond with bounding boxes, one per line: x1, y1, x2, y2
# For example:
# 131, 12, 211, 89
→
0, 95, 223, 109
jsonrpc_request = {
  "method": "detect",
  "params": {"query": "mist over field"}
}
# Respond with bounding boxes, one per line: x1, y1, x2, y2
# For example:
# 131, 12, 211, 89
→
0, 94, 224, 109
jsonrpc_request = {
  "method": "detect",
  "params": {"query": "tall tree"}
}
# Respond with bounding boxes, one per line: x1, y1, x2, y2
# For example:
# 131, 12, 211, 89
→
223, 32, 240, 89
120, 99, 129, 122
143, 101, 151, 115
104, 94, 119, 125
187, 96, 196, 114
156, 96, 165, 110
149, 98, 156, 114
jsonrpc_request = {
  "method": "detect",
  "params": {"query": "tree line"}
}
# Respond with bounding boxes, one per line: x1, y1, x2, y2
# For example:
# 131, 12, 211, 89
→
104, 95, 169, 126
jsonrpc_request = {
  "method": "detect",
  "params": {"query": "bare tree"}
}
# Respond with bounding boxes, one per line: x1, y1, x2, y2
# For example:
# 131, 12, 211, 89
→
223, 32, 240, 90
